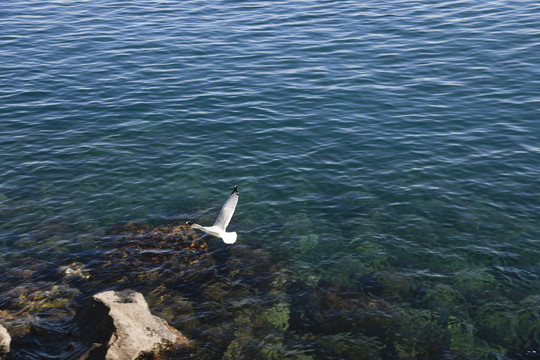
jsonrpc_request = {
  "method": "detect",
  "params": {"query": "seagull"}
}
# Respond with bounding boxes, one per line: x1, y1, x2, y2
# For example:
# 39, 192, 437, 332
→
187, 185, 239, 244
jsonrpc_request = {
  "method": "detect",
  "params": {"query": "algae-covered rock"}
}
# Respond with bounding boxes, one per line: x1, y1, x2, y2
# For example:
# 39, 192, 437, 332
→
291, 332, 383, 360
1, 281, 80, 338
266, 302, 290, 331
288, 279, 396, 338
222, 307, 291, 360
475, 302, 517, 351
454, 267, 497, 293
323, 332, 383, 360
59, 261, 91, 280
446, 315, 501, 360
515, 295, 540, 351
93, 223, 215, 289
393, 308, 446, 359
283, 213, 319, 259
145, 285, 199, 332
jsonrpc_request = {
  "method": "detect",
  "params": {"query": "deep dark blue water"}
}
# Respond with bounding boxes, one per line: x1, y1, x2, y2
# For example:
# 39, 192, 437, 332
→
1, 0, 539, 359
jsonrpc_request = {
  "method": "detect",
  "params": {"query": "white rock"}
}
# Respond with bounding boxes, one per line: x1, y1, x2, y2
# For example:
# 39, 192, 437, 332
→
0, 325, 10, 358
78, 290, 188, 360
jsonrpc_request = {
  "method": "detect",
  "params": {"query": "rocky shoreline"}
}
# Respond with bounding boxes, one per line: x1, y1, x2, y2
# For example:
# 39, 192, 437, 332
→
0, 223, 287, 359
2, 289, 188, 360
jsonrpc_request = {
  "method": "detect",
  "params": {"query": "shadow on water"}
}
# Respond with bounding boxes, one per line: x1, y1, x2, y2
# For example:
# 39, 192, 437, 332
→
1, 221, 539, 360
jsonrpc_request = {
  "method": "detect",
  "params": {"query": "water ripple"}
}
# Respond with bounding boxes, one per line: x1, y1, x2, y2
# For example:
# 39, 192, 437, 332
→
1, 0, 539, 358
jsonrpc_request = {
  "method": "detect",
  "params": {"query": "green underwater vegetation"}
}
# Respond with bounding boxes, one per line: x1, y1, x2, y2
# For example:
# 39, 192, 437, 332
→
0, 218, 539, 359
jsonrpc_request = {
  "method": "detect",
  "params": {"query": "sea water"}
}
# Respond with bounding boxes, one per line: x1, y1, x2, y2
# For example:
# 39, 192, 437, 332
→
1, 0, 539, 358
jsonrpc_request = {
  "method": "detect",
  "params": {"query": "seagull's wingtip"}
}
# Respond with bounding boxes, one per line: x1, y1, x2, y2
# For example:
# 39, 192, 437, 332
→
232, 185, 238, 194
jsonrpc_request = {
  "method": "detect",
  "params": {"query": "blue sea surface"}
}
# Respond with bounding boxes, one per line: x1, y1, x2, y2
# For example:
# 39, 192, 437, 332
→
1, 0, 539, 359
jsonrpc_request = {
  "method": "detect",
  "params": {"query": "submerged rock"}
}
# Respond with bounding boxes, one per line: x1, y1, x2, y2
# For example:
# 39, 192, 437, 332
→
1, 222, 286, 359
0, 325, 10, 359
59, 261, 91, 280
76, 290, 189, 360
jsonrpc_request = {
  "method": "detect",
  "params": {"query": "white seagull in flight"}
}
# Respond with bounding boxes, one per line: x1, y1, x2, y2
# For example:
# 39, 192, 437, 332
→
187, 185, 239, 244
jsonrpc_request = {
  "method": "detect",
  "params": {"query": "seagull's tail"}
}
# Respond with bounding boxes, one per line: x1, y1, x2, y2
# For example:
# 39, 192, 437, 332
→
222, 231, 237, 244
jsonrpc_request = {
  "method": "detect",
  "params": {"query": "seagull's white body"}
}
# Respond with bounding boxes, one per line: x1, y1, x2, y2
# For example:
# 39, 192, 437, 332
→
188, 185, 239, 244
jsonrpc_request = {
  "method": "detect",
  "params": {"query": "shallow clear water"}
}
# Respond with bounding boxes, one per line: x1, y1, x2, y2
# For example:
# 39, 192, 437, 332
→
1, 0, 539, 359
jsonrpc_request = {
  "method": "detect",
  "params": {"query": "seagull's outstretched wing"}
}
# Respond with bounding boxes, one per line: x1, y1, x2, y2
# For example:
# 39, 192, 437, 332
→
213, 185, 239, 231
